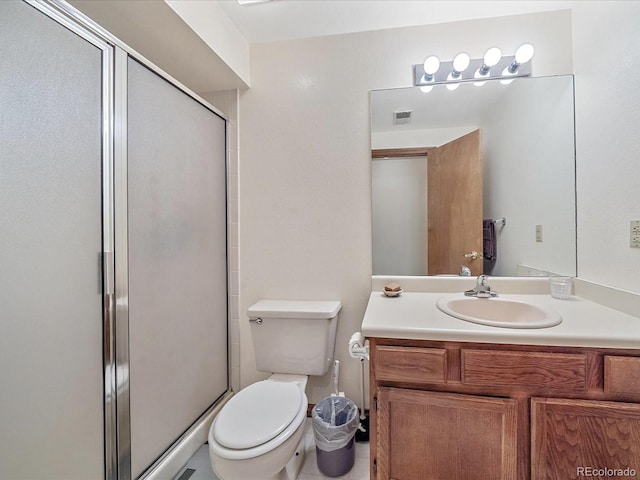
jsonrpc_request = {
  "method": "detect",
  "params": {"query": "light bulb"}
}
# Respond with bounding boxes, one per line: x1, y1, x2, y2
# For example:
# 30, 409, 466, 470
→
423, 55, 440, 76
420, 85, 434, 93
452, 52, 470, 73
483, 47, 502, 67
514, 43, 534, 64
446, 82, 460, 91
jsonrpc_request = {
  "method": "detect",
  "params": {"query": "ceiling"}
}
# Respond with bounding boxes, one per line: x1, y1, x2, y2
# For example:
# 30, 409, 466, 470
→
217, 0, 578, 44
66, 0, 578, 93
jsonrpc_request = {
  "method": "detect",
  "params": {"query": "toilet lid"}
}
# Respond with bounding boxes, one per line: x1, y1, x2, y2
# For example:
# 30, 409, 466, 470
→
213, 381, 304, 450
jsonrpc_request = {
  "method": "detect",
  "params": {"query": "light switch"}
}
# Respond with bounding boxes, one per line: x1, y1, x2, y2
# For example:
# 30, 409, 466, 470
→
536, 224, 543, 242
631, 220, 640, 248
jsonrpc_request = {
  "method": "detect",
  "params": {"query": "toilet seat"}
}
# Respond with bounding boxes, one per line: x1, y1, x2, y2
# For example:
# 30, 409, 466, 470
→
209, 380, 307, 460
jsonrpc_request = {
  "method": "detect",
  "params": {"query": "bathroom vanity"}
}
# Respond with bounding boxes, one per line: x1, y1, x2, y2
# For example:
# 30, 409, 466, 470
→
362, 280, 640, 480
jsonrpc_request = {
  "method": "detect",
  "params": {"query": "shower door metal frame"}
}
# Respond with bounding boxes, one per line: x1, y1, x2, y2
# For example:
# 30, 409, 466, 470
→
25, 2, 230, 480
112, 46, 132, 480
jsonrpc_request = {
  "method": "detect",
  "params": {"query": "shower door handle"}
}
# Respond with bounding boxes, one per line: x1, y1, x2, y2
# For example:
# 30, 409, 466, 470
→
102, 251, 114, 295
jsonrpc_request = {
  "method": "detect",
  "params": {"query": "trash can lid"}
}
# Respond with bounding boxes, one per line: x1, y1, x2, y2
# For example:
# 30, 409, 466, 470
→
213, 380, 304, 449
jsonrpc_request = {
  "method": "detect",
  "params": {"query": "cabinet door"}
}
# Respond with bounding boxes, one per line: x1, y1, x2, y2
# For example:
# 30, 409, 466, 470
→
377, 387, 518, 480
532, 398, 640, 480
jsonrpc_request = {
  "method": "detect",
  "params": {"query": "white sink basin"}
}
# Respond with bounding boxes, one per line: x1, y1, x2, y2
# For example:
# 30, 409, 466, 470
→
436, 294, 562, 329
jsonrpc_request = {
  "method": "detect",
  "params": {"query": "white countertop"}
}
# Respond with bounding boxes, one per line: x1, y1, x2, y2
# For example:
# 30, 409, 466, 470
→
362, 290, 640, 349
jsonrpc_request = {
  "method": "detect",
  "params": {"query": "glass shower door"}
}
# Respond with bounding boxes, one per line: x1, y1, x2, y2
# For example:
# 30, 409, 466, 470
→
0, 1, 107, 479
126, 58, 229, 477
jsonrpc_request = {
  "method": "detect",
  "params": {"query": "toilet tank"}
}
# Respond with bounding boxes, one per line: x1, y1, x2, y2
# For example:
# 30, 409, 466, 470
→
248, 300, 341, 376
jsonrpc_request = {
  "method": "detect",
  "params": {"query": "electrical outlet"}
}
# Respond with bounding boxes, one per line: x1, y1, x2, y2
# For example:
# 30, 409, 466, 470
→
631, 220, 640, 248
536, 224, 543, 242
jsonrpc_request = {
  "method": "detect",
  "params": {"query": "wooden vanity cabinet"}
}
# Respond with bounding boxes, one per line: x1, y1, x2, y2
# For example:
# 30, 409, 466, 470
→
369, 338, 640, 480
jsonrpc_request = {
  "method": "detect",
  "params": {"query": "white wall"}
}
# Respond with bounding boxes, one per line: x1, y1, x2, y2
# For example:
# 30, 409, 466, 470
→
239, 11, 573, 402
572, 1, 640, 292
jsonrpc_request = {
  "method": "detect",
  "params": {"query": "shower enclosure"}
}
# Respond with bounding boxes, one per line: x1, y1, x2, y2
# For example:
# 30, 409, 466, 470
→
0, 1, 229, 479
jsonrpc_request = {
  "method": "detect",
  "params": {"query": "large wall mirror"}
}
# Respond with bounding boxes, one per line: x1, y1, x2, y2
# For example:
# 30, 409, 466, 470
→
371, 75, 576, 277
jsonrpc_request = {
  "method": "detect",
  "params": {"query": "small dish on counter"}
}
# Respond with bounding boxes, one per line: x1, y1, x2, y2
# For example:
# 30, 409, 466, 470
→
383, 288, 403, 297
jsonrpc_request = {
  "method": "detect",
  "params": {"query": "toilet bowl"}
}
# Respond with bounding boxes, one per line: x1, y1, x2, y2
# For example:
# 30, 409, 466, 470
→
208, 375, 308, 480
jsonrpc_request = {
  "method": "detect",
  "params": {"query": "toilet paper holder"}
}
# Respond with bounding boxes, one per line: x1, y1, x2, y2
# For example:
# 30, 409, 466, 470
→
348, 331, 369, 360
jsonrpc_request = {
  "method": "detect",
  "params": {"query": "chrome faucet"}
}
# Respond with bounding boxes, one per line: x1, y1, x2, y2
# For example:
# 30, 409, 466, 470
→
464, 275, 498, 298
459, 266, 471, 276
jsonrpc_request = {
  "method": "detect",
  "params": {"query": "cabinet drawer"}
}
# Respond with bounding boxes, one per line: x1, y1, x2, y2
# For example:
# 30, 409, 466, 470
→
375, 346, 447, 384
605, 356, 640, 395
462, 349, 587, 390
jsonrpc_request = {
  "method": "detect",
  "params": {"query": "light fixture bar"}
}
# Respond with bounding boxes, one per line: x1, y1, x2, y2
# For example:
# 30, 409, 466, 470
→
413, 55, 532, 87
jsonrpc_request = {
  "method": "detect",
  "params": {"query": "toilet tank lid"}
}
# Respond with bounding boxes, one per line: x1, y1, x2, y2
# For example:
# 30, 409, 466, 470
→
248, 300, 342, 319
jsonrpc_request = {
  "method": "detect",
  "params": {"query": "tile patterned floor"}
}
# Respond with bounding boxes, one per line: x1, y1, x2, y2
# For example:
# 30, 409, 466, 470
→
174, 418, 370, 480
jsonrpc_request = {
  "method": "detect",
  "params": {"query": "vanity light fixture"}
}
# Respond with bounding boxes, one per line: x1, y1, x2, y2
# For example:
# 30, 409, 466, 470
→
414, 44, 534, 91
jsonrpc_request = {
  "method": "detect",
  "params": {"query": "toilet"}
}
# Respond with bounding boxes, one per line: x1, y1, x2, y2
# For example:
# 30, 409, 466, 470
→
208, 299, 342, 480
